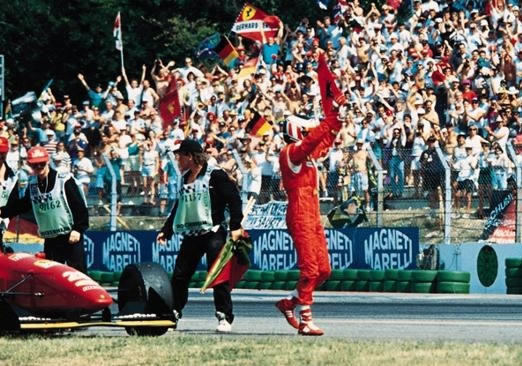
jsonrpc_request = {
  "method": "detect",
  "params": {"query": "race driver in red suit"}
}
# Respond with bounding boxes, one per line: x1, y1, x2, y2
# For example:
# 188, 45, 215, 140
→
276, 113, 342, 336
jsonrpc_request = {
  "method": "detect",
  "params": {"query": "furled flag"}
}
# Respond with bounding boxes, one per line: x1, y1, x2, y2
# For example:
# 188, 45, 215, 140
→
159, 78, 181, 130
195, 32, 221, 59
246, 111, 272, 137
231, 3, 282, 43
214, 36, 239, 67
113, 12, 123, 51
317, 53, 346, 116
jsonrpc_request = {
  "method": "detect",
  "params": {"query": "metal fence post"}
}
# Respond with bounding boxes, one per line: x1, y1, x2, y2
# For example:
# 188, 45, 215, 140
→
435, 146, 451, 244
367, 147, 383, 227
507, 142, 521, 243
101, 153, 117, 231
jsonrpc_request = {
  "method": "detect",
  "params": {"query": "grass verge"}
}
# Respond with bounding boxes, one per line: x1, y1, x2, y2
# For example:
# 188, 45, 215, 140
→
1, 334, 521, 366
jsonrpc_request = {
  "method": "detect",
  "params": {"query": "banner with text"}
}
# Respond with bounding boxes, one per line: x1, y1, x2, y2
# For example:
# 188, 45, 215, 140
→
83, 227, 418, 272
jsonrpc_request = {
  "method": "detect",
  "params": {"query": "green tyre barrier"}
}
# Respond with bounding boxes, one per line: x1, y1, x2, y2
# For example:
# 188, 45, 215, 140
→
411, 282, 433, 293
369, 281, 383, 292
245, 281, 259, 289
245, 270, 263, 281
436, 282, 470, 294
274, 271, 288, 281
437, 271, 470, 283
188, 281, 197, 288
287, 270, 300, 281
325, 281, 340, 291
193, 271, 206, 281
411, 270, 438, 282
506, 267, 522, 278
271, 281, 286, 290
383, 280, 397, 292
506, 277, 522, 288
397, 270, 412, 281
396, 281, 410, 293
285, 281, 298, 291
385, 269, 399, 281
100, 272, 113, 285
261, 271, 276, 281
258, 282, 272, 290
236, 280, 247, 289
342, 269, 358, 280
340, 280, 355, 291
354, 281, 369, 292
89, 271, 103, 282
505, 258, 522, 268
369, 270, 385, 281
357, 270, 371, 281
330, 270, 344, 281
507, 287, 522, 294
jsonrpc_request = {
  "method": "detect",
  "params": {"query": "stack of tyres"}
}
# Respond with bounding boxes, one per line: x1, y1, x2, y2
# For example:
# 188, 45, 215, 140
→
100, 271, 114, 286
271, 270, 288, 290
244, 270, 262, 289
505, 258, 522, 294
285, 270, 299, 291
355, 269, 371, 291
383, 269, 399, 292
340, 269, 358, 291
369, 270, 385, 292
410, 270, 437, 293
112, 271, 122, 286
436, 271, 471, 293
88, 270, 103, 283
396, 270, 412, 292
324, 269, 343, 291
259, 271, 275, 289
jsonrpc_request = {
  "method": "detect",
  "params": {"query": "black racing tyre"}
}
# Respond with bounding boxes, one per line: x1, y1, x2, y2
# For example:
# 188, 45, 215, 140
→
436, 282, 470, 294
118, 263, 173, 336
0, 301, 20, 333
436, 271, 471, 283
411, 270, 438, 282
505, 258, 522, 268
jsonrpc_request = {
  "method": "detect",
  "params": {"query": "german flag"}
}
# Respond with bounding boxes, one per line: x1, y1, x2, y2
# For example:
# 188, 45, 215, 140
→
246, 112, 272, 137
215, 36, 239, 67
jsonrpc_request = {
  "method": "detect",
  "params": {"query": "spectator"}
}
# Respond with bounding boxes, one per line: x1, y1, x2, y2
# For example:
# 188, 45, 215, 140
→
73, 147, 94, 196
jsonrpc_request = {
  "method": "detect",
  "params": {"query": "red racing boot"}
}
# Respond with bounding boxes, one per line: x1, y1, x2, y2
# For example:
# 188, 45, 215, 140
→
275, 298, 299, 329
298, 308, 324, 336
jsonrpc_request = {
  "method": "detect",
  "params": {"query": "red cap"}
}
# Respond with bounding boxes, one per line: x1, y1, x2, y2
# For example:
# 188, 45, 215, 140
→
0, 137, 9, 153
27, 146, 49, 164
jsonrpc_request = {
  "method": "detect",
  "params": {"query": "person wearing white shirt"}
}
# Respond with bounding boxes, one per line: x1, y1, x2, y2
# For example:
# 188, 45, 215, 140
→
453, 144, 478, 218
73, 148, 94, 196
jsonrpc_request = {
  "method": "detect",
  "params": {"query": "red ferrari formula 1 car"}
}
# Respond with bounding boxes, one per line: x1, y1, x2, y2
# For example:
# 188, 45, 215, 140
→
0, 241, 176, 336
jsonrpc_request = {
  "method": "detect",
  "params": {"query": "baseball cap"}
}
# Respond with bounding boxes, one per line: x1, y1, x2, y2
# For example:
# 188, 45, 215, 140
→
27, 146, 49, 164
173, 139, 203, 154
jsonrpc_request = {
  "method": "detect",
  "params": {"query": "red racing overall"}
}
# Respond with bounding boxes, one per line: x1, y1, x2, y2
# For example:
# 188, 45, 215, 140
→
279, 116, 341, 305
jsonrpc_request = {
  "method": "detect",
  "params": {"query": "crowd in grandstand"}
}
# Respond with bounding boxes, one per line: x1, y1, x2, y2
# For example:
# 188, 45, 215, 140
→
2, 0, 521, 218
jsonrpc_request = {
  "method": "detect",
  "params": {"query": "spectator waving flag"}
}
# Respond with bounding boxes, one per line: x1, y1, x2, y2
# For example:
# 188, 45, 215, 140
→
317, 53, 346, 116
113, 12, 123, 51
159, 77, 181, 130
317, 0, 330, 9
246, 111, 272, 137
214, 36, 239, 67
231, 3, 281, 43
195, 32, 221, 59
237, 56, 258, 84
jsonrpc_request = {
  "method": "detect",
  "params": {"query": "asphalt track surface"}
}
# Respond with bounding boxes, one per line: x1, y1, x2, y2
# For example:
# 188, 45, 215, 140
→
82, 289, 522, 342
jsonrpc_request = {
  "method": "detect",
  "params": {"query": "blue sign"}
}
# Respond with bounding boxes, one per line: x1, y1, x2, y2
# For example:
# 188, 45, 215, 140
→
83, 228, 419, 272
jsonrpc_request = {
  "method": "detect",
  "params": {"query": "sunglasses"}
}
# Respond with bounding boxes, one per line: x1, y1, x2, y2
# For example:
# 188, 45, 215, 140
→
29, 162, 47, 169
